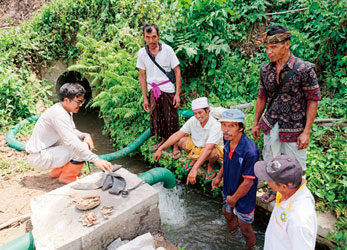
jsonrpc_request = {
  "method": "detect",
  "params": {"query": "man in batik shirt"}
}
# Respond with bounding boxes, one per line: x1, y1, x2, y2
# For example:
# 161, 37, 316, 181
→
252, 25, 321, 203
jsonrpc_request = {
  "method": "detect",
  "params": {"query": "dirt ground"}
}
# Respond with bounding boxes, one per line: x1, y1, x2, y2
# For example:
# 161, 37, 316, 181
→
0, 0, 50, 27
0, 134, 64, 245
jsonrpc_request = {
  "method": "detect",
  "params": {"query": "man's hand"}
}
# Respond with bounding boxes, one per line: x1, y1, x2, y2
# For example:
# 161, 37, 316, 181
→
153, 149, 162, 161
251, 124, 260, 139
226, 195, 237, 207
173, 93, 180, 108
143, 98, 150, 112
212, 175, 222, 189
84, 135, 95, 151
186, 168, 198, 185
94, 158, 113, 171
297, 131, 310, 150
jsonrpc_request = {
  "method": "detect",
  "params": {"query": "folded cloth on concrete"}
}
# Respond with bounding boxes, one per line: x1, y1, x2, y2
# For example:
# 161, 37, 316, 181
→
108, 172, 126, 195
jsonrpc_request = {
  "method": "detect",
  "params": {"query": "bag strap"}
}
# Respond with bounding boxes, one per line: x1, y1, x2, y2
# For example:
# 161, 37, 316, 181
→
267, 60, 303, 110
145, 45, 168, 77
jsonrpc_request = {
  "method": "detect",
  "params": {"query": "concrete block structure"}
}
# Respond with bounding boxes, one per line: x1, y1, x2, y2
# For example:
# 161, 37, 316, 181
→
30, 168, 161, 250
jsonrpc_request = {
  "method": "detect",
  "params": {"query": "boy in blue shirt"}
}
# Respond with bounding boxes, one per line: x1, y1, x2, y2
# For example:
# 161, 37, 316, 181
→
212, 109, 259, 250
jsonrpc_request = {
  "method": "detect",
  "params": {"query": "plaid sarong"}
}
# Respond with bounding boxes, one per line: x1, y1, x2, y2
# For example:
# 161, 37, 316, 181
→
150, 90, 179, 140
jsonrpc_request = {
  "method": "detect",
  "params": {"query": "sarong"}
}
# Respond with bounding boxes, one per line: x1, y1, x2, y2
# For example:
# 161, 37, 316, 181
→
186, 135, 223, 162
150, 90, 179, 140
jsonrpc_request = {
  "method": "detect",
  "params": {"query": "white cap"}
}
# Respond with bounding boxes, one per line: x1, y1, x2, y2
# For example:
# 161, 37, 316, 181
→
191, 97, 209, 110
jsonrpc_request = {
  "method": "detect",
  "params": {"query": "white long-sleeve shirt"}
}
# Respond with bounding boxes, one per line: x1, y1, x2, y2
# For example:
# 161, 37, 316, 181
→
26, 103, 99, 163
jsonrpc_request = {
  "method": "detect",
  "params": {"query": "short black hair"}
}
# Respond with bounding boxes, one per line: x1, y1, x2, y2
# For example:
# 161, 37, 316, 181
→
238, 122, 245, 132
59, 83, 85, 101
267, 25, 291, 42
142, 23, 159, 35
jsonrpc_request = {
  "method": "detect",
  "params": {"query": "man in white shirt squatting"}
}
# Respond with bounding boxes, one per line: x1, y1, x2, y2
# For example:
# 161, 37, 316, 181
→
254, 155, 317, 250
153, 97, 223, 184
26, 83, 113, 184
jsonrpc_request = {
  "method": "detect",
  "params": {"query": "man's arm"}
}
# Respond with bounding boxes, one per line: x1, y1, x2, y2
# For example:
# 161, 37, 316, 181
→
139, 69, 149, 112
186, 143, 215, 185
173, 65, 181, 108
153, 130, 186, 161
226, 178, 254, 207
297, 100, 318, 149
252, 96, 266, 139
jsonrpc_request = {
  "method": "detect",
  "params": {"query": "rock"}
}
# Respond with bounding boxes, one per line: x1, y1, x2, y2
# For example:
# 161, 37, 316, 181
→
116, 233, 156, 250
106, 237, 123, 250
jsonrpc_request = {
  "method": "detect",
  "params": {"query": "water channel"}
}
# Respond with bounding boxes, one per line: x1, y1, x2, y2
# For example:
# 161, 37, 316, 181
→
74, 107, 267, 249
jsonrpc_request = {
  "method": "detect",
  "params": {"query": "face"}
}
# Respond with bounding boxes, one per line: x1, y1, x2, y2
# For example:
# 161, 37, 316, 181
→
143, 28, 160, 49
65, 95, 85, 113
193, 108, 209, 125
221, 122, 242, 142
265, 40, 290, 62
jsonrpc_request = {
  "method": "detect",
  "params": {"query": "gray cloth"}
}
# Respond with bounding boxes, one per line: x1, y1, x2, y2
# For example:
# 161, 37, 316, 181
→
71, 165, 123, 190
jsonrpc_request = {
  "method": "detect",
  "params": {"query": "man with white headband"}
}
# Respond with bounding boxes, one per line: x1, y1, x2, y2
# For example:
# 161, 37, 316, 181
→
153, 97, 223, 184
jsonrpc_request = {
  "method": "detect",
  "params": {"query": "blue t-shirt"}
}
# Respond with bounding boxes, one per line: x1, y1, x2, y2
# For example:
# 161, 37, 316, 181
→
222, 133, 259, 214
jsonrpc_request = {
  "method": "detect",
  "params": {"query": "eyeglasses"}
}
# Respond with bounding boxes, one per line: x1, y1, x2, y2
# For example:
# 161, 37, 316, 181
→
70, 99, 86, 105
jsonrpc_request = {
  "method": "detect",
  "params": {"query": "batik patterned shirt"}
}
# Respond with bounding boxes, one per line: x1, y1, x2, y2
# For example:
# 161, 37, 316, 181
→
258, 54, 321, 142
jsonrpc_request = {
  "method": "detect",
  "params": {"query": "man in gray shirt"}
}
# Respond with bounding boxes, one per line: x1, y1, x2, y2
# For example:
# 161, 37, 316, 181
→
26, 83, 113, 183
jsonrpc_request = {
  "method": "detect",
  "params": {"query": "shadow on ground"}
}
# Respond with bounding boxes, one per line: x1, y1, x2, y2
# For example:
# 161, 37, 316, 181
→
20, 174, 64, 192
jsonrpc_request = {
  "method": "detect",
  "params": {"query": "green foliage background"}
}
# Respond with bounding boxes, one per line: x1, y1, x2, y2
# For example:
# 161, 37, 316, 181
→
0, 0, 346, 246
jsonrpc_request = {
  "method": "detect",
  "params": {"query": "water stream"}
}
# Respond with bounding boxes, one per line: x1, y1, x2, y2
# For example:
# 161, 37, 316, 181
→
74, 107, 267, 249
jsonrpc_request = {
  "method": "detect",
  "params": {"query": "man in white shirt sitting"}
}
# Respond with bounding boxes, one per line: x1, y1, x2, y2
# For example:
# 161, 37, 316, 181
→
26, 83, 113, 184
153, 97, 223, 184
254, 155, 317, 250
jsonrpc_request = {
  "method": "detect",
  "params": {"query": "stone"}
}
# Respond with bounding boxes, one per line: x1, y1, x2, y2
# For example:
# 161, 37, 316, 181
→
317, 211, 336, 238
106, 237, 123, 250
116, 233, 155, 250
31, 168, 161, 250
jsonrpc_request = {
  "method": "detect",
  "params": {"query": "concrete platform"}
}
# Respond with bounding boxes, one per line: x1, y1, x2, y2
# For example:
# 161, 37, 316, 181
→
30, 168, 161, 250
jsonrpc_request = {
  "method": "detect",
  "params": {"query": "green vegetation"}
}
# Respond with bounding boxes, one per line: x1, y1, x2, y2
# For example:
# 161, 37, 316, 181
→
0, 0, 346, 247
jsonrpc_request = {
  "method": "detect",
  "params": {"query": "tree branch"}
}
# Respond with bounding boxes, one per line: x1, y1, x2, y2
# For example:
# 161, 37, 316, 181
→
265, 8, 308, 16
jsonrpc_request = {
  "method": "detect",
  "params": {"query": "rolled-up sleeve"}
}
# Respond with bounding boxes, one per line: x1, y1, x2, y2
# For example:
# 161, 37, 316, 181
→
180, 117, 193, 134
302, 65, 321, 101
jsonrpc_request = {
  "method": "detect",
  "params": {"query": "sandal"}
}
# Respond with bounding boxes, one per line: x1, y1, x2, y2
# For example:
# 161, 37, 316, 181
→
184, 160, 194, 174
260, 190, 276, 204
205, 169, 217, 183
172, 151, 181, 160
151, 141, 164, 152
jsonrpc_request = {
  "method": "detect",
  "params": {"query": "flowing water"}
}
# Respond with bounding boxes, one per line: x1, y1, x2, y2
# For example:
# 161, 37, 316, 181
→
74, 107, 267, 249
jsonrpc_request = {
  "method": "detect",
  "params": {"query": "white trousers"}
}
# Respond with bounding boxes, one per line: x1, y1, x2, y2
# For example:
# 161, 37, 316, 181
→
263, 123, 307, 171
27, 143, 88, 170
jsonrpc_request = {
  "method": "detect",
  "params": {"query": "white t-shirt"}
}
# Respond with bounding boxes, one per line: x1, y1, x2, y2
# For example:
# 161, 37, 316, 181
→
264, 180, 317, 250
136, 43, 179, 93
26, 103, 99, 163
180, 116, 223, 147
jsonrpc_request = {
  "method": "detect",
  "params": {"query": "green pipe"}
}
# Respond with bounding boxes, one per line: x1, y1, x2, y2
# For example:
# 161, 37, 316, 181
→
0, 232, 34, 250
6, 110, 193, 160
138, 167, 176, 189
5, 115, 39, 151
0, 167, 175, 249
